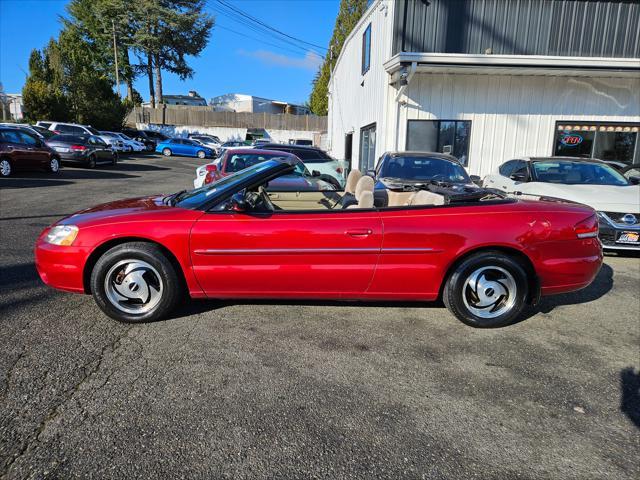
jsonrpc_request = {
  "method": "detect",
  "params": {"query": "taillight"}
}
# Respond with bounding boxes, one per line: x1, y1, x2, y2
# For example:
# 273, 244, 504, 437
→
53, 130, 61, 134
70, 145, 87, 151
574, 214, 598, 239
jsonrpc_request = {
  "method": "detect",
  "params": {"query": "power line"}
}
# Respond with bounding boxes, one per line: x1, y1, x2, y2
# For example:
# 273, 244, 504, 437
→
208, 0, 328, 55
214, 24, 318, 57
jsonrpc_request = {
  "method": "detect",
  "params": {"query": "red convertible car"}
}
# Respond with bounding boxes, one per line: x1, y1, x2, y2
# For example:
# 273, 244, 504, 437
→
35, 158, 603, 328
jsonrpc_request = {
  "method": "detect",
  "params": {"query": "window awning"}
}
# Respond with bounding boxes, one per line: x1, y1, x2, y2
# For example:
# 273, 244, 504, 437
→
385, 52, 640, 84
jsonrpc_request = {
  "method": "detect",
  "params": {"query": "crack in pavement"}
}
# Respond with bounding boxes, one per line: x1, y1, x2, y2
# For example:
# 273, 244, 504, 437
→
1, 325, 135, 478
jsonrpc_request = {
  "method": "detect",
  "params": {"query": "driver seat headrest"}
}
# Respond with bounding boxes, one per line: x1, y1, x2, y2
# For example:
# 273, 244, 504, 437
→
345, 169, 362, 194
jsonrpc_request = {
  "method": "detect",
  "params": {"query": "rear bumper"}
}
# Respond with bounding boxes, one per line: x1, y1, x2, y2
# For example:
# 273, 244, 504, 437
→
34, 238, 89, 294
537, 238, 603, 296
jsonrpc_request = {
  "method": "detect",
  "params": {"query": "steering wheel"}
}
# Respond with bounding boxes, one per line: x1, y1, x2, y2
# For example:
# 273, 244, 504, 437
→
244, 186, 275, 212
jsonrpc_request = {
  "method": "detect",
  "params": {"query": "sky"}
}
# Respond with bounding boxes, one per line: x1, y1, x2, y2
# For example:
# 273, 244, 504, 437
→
0, 0, 339, 105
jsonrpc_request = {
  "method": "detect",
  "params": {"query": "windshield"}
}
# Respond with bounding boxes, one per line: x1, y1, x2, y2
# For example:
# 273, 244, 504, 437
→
379, 156, 471, 183
226, 153, 307, 175
531, 161, 630, 186
175, 161, 282, 208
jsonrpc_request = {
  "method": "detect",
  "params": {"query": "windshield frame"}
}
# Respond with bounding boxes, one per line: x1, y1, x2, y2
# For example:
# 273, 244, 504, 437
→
530, 160, 631, 186
378, 155, 472, 184
174, 159, 293, 210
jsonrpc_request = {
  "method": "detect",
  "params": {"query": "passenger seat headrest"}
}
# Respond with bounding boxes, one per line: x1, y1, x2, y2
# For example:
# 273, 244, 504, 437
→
345, 169, 362, 193
358, 190, 374, 209
354, 175, 375, 200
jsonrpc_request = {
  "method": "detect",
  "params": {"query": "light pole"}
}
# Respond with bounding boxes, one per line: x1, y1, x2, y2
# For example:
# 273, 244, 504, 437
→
112, 19, 121, 98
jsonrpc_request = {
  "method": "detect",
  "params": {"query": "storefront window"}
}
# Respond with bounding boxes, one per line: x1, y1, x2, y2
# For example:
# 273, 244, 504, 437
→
406, 120, 471, 166
554, 123, 638, 165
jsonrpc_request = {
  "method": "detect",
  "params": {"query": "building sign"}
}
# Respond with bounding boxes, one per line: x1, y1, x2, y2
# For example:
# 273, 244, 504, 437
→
559, 133, 583, 147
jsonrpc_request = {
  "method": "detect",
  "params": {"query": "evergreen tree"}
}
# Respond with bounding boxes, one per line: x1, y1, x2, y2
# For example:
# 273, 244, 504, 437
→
309, 0, 368, 115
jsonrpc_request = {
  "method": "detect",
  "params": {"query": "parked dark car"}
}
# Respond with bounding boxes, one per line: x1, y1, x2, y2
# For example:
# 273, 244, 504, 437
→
121, 128, 156, 151
142, 130, 169, 143
46, 134, 117, 168
0, 126, 61, 177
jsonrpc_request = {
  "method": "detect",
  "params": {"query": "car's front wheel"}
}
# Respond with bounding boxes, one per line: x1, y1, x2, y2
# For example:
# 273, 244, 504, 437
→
162, 148, 172, 157
197, 150, 206, 159
90, 242, 183, 323
49, 157, 60, 173
443, 251, 529, 328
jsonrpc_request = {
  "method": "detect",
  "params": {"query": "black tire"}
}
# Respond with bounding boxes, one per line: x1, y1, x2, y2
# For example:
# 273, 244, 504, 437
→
111, 152, 118, 166
162, 148, 172, 157
87, 155, 96, 169
443, 251, 529, 328
49, 157, 60, 173
90, 242, 183, 323
319, 174, 342, 190
0, 158, 12, 177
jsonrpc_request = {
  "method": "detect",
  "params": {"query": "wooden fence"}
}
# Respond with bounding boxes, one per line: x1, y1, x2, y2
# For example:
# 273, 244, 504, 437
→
126, 106, 327, 131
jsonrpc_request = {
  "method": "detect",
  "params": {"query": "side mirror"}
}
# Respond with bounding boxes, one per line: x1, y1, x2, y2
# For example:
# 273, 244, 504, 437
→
229, 192, 246, 212
628, 176, 640, 185
470, 175, 481, 186
312, 170, 321, 177
510, 172, 527, 182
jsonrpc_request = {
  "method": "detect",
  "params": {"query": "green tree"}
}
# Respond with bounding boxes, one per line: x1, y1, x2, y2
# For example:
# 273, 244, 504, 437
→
22, 48, 70, 122
309, 0, 367, 115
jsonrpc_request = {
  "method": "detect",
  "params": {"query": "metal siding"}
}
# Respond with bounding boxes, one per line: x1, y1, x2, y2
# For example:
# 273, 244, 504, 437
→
403, 72, 640, 176
328, 1, 395, 167
393, 0, 640, 58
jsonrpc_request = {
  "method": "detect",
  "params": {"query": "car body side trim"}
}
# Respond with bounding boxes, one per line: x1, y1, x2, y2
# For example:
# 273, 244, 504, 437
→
193, 247, 436, 255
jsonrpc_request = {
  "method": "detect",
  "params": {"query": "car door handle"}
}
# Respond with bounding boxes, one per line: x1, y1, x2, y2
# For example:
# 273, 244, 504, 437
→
346, 229, 372, 237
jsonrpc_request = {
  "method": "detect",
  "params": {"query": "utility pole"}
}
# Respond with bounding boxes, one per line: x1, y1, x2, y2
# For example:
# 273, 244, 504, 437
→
112, 19, 121, 98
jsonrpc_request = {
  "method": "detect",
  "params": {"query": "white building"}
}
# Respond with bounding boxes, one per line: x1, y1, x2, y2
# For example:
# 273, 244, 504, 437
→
0, 93, 24, 121
162, 91, 207, 106
210, 93, 310, 115
328, 0, 640, 175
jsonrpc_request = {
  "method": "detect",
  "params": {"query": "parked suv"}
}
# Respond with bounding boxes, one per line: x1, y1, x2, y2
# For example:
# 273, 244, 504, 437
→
39, 122, 124, 151
0, 126, 61, 177
121, 128, 156, 151
260, 143, 347, 188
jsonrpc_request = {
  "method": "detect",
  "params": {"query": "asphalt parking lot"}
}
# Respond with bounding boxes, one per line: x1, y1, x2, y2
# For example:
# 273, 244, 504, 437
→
1, 154, 638, 479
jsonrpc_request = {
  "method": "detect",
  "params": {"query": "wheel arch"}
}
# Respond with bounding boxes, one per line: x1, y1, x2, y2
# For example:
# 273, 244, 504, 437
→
82, 237, 188, 295
439, 245, 540, 305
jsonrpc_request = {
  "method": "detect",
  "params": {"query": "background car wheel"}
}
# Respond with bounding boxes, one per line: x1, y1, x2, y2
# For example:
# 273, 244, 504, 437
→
319, 174, 341, 190
112, 153, 118, 166
90, 242, 183, 323
0, 158, 12, 177
196, 150, 206, 159
87, 155, 96, 169
443, 251, 529, 328
162, 148, 172, 157
49, 157, 60, 173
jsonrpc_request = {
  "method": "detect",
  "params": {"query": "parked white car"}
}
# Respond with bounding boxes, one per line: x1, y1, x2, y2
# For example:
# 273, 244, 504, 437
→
39, 122, 123, 151
483, 156, 640, 251
99, 131, 134, 152
107, 132, 145, 152
188, 134, 221, 154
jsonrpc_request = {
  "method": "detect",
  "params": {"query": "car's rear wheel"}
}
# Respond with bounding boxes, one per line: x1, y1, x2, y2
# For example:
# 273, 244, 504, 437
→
197, 150, 206, 159
49, 157, 60, 173
0, 158, 12, 177
111, 152, 118, 166
90, 242, 183, 323
162, 148, 172, 157
443, 251, 529, 328
87, 155, 96, 169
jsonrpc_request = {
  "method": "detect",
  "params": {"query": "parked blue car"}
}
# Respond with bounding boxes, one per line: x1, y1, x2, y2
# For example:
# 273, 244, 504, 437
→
155, 138, 215, 159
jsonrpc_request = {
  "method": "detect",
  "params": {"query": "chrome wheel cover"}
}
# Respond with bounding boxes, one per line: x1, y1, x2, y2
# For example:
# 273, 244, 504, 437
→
104, 260, 163, 315
50, 158, 59, 172
163, 148, 171, 156
462, 266, 517, 319
197, 151, 205, 158
0, 160, 10, 176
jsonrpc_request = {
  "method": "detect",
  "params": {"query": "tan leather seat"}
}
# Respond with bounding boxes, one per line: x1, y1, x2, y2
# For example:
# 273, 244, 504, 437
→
347, 176, 375, 209
344, 169, 362, 194
408, 190, 445, 206
387, 190, 414, 207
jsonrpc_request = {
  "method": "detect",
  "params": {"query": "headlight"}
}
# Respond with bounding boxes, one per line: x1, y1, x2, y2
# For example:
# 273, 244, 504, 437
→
45, 225, 79, 246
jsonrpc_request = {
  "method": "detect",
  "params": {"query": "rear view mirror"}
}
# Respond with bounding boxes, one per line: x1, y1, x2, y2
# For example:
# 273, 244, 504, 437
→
366, 169, 376, 177
629, 176, 640, 185
470, 175, 482, 186
229, 192, 246, 212
312, 170, 321, 177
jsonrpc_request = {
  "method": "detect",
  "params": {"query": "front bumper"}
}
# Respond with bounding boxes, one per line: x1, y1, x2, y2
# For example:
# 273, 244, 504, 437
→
598, 213, 640, 251
34, 238, 90, 293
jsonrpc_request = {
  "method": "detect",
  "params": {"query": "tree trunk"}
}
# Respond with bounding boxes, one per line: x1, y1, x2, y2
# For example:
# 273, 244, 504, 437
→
146, 52, 155, 108
123, 48, 134, 102
154, 54, 163, 104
